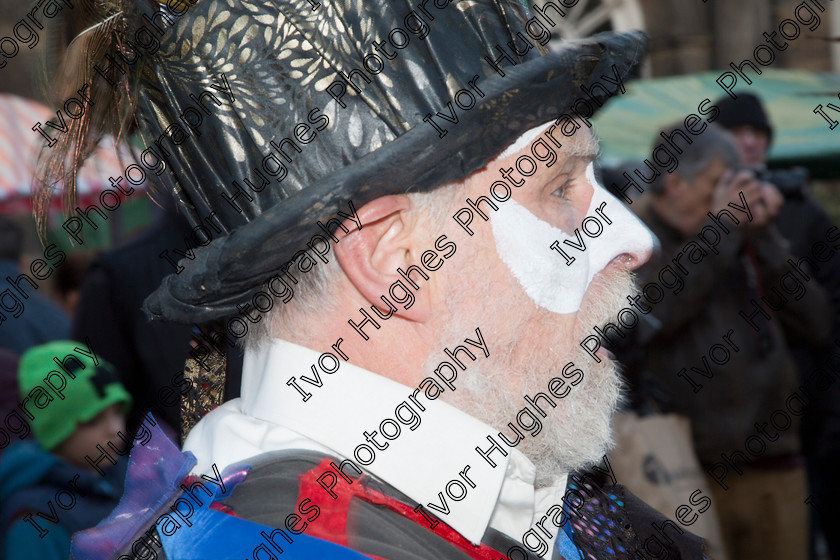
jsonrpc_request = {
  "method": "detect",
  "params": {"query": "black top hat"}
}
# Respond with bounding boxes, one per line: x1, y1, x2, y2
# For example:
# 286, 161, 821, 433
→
118, 0, 647, 323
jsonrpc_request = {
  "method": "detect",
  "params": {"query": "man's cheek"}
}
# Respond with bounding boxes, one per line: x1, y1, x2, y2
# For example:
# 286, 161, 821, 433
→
487, 164, 652, 317
490, 198, 592, 314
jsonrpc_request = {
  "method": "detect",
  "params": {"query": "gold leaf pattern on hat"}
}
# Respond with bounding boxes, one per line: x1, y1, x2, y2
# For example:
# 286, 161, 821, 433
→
181, 343, 226, 442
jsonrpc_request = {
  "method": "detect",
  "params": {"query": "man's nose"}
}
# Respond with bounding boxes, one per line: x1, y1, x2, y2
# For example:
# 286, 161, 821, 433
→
586, 165, 657, 273
615, 234, 657, 271
596, 192, 657, 272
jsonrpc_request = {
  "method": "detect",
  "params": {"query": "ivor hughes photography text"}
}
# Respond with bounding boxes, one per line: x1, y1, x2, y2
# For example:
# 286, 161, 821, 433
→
0, 1, 839, 560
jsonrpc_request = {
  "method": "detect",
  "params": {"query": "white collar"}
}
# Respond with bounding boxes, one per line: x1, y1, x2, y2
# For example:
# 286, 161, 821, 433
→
183, 338, 566, 548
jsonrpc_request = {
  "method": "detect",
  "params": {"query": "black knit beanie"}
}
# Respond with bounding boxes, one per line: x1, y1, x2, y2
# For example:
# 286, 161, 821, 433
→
714, 93, 774, 144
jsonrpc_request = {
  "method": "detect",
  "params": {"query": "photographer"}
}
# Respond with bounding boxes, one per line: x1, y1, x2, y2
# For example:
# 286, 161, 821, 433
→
631, 121, 830, 560
715, 93, 840, 560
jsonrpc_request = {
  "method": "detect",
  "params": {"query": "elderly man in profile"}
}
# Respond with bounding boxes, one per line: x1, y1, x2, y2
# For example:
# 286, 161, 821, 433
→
178, 124, 658, 556
49, 0, 716, 558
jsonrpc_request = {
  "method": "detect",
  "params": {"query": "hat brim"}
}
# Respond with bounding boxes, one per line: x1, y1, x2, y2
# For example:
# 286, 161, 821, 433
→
144, 31, 647, 324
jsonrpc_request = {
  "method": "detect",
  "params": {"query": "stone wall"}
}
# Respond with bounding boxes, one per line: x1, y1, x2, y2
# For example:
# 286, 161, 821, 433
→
640, 0, 836, 76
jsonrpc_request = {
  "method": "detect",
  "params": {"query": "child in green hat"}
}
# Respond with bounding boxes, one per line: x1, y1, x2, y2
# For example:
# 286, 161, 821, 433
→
0, 341, 132, 560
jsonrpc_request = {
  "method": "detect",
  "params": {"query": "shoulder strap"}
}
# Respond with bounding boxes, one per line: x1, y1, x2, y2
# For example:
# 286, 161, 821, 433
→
297, 457, 507, 560
219, 451, 541, 560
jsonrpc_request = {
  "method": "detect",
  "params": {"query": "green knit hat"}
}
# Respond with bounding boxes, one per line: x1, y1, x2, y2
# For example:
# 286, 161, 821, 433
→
18, 341, 132, 450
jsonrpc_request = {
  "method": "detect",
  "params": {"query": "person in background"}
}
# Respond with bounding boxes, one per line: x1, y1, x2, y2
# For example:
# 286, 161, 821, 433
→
0, 341, 132, 560
71, 198, 240, 438
54, 251, 96, 318
0, 349, 22, 462
715, 92, 840, 560
0, 217, 70, 354
634, 122, 831, 560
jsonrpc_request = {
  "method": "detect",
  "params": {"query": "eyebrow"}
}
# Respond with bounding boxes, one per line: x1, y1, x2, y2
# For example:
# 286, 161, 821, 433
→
565, 133, 600, 159
544, 136, 599, 182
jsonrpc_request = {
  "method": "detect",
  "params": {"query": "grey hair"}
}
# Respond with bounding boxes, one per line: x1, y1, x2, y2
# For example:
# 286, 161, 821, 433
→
245, 185, 463, 349
649, 122, 740, 195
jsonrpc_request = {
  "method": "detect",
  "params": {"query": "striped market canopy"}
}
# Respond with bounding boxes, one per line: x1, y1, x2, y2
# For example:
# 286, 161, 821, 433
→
593, 69, 840, 178
0, 93, 142, 213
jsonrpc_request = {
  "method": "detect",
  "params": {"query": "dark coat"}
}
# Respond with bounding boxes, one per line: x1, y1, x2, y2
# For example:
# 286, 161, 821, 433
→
635, 206, 831, 463
0, 442, 127, 560
71, 210, 202, 435
0, 259, 70, 356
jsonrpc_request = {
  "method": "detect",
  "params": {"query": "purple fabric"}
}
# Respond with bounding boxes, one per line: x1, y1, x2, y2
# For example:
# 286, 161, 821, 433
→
70, 415, 195, 560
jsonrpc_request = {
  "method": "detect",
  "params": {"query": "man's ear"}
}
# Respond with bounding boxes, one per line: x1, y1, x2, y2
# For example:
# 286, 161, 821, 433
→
334, 195, 431, 323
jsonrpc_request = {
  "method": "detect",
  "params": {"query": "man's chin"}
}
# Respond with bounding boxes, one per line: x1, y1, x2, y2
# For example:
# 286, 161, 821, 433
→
535, 356, 621, 479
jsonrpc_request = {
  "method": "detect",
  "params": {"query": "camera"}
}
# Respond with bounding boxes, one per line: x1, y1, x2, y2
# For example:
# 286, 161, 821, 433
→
754, 167, 809, 200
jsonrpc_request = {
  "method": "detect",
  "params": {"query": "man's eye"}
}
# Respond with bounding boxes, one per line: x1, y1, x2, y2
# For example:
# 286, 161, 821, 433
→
551, 179, 572, 198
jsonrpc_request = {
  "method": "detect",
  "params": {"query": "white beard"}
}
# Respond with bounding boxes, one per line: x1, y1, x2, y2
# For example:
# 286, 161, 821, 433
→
430, 249, 636, 488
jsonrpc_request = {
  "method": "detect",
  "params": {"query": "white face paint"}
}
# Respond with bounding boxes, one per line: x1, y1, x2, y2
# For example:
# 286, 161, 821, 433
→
491, 162, 655, 314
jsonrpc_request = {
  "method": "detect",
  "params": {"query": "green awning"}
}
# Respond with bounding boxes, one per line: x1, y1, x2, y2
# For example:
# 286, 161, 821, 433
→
592, 69, 840, 178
